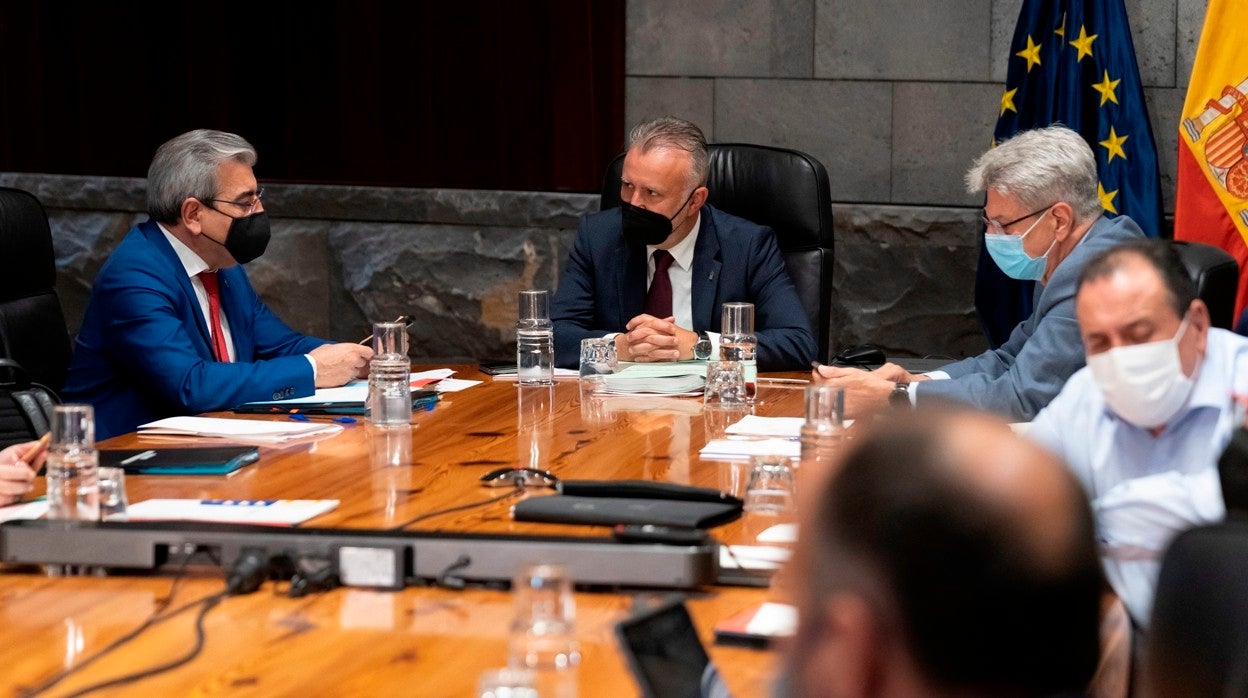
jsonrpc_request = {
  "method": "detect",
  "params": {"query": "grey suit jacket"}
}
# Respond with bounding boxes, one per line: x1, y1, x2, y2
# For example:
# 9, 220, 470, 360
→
916, 215, 1144, 420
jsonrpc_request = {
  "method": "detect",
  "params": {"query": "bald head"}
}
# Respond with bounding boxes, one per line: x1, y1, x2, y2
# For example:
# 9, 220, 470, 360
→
790, 409, 1102, 697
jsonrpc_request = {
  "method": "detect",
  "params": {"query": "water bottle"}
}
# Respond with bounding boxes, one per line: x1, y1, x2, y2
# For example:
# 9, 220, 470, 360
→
719, 302, 757, 400
368, 321, 412, 426
517, 290, 555, 386
46, 404, 99, 521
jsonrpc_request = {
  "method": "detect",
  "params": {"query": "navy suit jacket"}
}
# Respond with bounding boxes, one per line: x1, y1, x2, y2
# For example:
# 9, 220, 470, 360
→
63, 220, 329, 439
551, 204, 816, 371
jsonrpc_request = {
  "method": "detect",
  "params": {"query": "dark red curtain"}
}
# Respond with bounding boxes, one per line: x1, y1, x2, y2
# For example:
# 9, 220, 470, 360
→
0, 1, 624, 192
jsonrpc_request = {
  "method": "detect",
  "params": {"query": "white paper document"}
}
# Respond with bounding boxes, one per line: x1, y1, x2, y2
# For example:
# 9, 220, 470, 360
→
244, 369, 476, 405
719, 544, 793, 570
138, 416, 343, 442
126, 498, 339, 525
0, 499, 49, 523
699, 438, 800, 460
725, 415, 854, 438
600, 362, 707, 395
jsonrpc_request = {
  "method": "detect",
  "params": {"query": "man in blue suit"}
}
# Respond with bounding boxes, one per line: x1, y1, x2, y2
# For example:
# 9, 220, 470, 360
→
551, 117, 816, 371
64, 130, 373, 439
815, 125, 1143, 421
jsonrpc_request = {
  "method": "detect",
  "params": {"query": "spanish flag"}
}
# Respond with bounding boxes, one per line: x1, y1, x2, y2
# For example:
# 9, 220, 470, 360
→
1175, 0, 1248, 319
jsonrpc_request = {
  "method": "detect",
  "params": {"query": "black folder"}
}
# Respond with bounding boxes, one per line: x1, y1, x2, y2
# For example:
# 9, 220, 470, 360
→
99, 446, 260, 475
513, 495, 741, 529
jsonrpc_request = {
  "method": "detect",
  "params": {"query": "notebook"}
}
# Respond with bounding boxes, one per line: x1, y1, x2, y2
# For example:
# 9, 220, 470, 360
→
99, 446, 260, 475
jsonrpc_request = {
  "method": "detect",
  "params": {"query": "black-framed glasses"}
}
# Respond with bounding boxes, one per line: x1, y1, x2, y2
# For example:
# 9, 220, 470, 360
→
981, 204, 1052, 235
205, 186, 264, 217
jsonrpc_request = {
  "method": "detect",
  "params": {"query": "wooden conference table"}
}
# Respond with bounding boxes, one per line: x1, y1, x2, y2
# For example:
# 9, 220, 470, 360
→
0, 367, 814, 697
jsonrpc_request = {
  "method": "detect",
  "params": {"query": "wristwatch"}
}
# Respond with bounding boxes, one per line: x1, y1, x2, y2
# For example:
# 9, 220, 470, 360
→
889, 382, 911, 408
692, 332, 714, 361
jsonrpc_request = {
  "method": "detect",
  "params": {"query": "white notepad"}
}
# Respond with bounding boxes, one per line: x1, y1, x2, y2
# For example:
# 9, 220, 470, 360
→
138, 416, 343, 442
126, 499, 339, 525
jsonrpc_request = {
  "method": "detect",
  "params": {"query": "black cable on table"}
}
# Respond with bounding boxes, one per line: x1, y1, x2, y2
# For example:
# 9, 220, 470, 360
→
57, 591, 226, 698
24, 546, 203, 697
388, 486, 523, 531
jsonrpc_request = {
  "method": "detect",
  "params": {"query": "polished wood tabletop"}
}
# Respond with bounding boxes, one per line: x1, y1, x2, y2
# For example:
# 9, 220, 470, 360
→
0, 367, 814, 697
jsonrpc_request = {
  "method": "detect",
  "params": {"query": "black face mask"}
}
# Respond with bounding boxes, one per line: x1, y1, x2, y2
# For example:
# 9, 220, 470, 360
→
620, 189, 697, 247
211, 210, 271, 264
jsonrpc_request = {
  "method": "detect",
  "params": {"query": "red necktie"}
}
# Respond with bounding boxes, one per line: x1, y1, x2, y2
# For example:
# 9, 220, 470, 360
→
644, 250, 675, 318
199, 271, 231, 362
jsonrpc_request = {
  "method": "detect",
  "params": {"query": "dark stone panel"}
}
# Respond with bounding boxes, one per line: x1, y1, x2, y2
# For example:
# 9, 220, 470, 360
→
830, 204, 988, 359
328, 222, 577, 361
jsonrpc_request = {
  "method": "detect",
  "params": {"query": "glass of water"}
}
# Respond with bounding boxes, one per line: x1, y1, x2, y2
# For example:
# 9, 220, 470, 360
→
46, 404, 99, 521
703, 360, 746, 405
97, 467, 129, 521
744, 453, 797, 515
509, 563, 580, 679
516, 290, 554, 386
578, 337, 617, 402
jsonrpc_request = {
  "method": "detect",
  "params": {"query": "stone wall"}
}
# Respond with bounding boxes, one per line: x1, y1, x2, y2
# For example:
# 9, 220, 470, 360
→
4, 0, 1208, 363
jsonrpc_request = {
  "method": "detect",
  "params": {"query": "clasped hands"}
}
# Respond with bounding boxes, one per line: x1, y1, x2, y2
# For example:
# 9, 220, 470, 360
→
616, 314, 698, 362
812, 362, 930, 417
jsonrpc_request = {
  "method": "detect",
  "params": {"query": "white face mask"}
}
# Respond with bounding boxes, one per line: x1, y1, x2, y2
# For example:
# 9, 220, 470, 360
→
1087, 314, 1195, 429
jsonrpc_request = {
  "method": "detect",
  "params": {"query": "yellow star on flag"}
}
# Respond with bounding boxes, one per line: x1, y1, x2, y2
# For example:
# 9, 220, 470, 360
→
1016, 35, 1042, 72
1098, 182, 1119, 214
1092, 70, 1121, 106
1000, 88, 1018, 116
1055, 13, 1066, 37
1099, 126, 1128, 162
1070, 25, 1097, 61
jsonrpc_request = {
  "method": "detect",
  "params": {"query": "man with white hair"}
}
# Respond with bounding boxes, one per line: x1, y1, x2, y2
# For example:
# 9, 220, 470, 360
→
815, 125, 1144, 420
64, 130, 372, 439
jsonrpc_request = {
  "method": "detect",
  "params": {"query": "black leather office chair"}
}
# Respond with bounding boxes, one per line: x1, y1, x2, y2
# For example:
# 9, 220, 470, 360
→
601, 144, 835, 362
1172, 240, 1238, 330
0, 187, 72, 391
1142, 522, 1248, 697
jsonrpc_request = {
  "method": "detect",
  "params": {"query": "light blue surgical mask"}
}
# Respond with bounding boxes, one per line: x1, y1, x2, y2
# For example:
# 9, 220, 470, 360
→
983, 208, 1055, 281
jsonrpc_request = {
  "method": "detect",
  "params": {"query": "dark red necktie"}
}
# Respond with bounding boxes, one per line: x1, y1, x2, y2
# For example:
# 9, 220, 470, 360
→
644, 250, 675, 318
199, 271, 231, 362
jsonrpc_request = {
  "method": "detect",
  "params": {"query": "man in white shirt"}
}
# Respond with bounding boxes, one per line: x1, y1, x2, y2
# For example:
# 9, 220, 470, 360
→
1028, 239, 1248, 626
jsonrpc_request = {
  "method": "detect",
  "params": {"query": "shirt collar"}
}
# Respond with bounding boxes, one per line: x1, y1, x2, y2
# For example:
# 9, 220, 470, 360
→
648, 211, 701, 270
158, 222, 212, 278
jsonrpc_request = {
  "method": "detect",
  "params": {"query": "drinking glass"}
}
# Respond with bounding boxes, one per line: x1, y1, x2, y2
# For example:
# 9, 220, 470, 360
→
509, 563, 579, 672
478, 668, 538, 698
744, 454, 797, 515
703, 361, 746, 405
801, 384, 845, 467
97, 467, 129, 521
46, 404, 99, 522
578, 337, 617, 402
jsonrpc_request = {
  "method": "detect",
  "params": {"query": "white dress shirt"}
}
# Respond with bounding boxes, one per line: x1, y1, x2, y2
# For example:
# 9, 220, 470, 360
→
1028, 328, 1248, 626
158, 223, 236, 361
646, 212, 701, 331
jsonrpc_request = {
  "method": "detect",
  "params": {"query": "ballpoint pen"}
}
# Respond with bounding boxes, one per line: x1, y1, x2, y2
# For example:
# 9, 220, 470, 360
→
358, 315, 414, 345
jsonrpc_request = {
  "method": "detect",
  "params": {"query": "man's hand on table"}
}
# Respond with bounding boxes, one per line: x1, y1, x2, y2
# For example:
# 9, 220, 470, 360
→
617, 314, 697, 362
812, 363, 930, 417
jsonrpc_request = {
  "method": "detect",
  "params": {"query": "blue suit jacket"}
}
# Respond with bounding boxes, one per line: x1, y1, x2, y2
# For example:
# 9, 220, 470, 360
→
551, 204, 816, 371
63, 220, 329, 439
917, 214, 1145, 420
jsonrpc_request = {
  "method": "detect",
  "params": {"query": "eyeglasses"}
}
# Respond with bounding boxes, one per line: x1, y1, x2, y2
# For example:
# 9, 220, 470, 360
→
981, 204, 1053, 235
204, 186, 264, 217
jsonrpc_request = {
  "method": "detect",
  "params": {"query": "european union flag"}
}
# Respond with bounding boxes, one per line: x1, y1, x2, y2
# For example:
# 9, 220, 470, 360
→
977, 0, 1164, 347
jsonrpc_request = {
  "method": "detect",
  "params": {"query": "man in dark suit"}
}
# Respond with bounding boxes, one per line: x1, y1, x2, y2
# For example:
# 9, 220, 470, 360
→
551, 117, 816, 371
64, 130, 372, 439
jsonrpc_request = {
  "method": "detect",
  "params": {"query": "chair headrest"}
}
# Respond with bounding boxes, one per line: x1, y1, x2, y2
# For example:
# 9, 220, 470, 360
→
0, 188, 56, 301
601, 143, 833, 251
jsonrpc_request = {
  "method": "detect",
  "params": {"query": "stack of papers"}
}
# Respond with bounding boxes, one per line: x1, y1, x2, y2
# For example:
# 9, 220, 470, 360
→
126, 499, 339, 525
724, 415, 853, 438
600, 362, 707, 396
242, 369, 480, 405
699, 438, 800, 460
138, 417, 343, 443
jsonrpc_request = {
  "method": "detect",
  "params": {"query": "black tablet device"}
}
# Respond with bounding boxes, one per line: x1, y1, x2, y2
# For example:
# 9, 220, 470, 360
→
615, 598, 731, 698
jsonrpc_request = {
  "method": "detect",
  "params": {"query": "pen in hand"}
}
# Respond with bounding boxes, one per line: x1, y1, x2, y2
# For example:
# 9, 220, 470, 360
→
358, 315, 414, 345
19, 433, 51, 469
